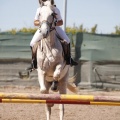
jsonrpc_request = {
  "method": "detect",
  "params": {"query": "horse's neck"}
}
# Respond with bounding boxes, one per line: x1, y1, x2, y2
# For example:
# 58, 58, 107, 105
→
48, 30, 56, 47
41, 30, 62, 52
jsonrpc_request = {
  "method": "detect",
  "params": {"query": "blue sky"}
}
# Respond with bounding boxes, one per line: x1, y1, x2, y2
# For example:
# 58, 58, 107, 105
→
0, 0, 120, 34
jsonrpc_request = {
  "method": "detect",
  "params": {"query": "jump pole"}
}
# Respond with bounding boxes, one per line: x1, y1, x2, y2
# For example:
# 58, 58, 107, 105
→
1, 99, 120, 106
0, 92, 120, 102
0, 92, 120, 106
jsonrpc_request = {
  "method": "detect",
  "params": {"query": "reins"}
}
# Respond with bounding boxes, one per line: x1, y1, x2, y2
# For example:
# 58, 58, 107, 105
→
39, 6, 58, 62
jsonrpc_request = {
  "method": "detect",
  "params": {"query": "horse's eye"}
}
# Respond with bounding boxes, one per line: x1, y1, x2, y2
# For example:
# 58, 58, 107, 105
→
51, 13, 54, 16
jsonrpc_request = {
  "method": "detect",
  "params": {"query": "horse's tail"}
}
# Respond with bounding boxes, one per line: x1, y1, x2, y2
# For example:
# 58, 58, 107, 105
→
67, 74, 78, 94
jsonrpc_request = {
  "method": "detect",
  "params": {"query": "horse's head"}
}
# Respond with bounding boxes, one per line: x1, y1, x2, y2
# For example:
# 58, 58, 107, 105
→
39, 1, 55, 38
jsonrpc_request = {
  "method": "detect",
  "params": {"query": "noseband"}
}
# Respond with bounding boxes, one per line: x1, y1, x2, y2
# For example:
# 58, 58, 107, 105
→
40, 13, 56, 31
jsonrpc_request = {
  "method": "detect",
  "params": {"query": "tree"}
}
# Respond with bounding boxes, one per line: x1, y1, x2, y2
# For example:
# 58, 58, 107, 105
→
113, 25, 120, 35
90, 24, 97, 33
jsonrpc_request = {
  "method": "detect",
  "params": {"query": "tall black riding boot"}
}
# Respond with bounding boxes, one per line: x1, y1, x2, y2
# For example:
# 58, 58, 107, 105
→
62, 43, 78, 66
26, 47, 37, 71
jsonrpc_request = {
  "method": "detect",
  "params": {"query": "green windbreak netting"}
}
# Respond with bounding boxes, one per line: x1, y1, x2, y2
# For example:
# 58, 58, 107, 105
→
0, 32, 73, 60
1, 32, 120, 61
0, 32, 33, 59
74, 33, 120, 61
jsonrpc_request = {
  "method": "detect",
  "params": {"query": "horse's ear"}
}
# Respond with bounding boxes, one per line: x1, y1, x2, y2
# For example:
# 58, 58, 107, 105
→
39, 0, 44, 7
50, 0, 54, 5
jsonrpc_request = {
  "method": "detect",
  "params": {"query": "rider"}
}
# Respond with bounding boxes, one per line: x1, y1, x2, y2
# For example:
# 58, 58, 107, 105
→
27, 0, 78, 71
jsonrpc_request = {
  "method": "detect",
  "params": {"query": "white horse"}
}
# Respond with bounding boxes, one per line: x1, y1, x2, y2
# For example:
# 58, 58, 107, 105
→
36, 1, 77, 120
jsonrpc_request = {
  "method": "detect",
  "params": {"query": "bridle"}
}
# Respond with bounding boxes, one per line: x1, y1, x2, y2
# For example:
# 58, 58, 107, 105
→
39, 10, 57, 61
39, 12, 56, 32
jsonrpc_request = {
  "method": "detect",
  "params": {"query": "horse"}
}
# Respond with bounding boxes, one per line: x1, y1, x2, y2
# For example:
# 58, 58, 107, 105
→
36, 1, 77, 120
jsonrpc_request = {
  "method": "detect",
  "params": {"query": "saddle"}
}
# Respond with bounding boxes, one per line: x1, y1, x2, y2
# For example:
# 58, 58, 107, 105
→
32, 31, 67, 62
31, 30, 78, 68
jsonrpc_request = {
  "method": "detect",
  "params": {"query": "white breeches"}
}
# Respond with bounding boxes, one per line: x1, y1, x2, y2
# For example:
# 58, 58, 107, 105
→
55, 26, 70, 43
30, 26, 70, 47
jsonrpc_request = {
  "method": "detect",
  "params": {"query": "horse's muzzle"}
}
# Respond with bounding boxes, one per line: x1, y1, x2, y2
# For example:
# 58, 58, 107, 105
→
42, 31, 49, 38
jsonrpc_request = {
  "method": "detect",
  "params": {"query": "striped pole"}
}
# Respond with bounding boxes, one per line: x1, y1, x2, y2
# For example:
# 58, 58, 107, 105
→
0, 92, 120, 106
0, 99, 120, 106
0, 92, 120, 102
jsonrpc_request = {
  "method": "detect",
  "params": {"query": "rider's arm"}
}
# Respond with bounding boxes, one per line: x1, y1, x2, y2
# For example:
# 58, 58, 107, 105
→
34, 8, 41, 26
55, 19, 63, 26
54, 7, 63, 26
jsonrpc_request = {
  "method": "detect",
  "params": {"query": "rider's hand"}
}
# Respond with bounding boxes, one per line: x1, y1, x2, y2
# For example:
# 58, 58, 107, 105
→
34, 20, 40, 26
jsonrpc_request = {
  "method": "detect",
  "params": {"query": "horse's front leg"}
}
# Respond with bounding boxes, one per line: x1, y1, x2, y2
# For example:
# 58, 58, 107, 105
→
51, 64, 62, 91
53, 64, 63, 79
37, 68, 47, 93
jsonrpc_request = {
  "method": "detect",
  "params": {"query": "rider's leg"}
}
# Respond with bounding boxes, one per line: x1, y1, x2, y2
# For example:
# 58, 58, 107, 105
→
30, 29, 43, 47
27, 29, 43, 71
62, 42, 78, 66
27, 46, 37, 71
55, 27, 78, 66
55, 26, 70, 43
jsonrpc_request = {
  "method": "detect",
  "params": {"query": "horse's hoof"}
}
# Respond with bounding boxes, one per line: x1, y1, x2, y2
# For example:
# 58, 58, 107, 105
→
40, 88, 47, 94
51, 81, 58, 92
47, 103, 54, 107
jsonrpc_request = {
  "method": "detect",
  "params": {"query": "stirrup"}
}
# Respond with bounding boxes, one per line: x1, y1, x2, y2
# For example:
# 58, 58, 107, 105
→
65, 58, 78, 66
26, 64, 34, 72
26, 62, 37, 72
70, 58, 78, 66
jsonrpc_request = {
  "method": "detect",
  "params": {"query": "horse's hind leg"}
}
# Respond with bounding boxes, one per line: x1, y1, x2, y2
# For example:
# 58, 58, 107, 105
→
45, 104, 51, 120
59, 79, 67, 120
51, 80, 58, 91
45, 82, 52, 120
59, 104, 64, 120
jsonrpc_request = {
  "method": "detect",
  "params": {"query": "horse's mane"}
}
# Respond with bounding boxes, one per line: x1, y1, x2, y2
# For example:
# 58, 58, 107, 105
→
43, 1, 53, 8
44, 1, 51, 6
40, 1, 54, 13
